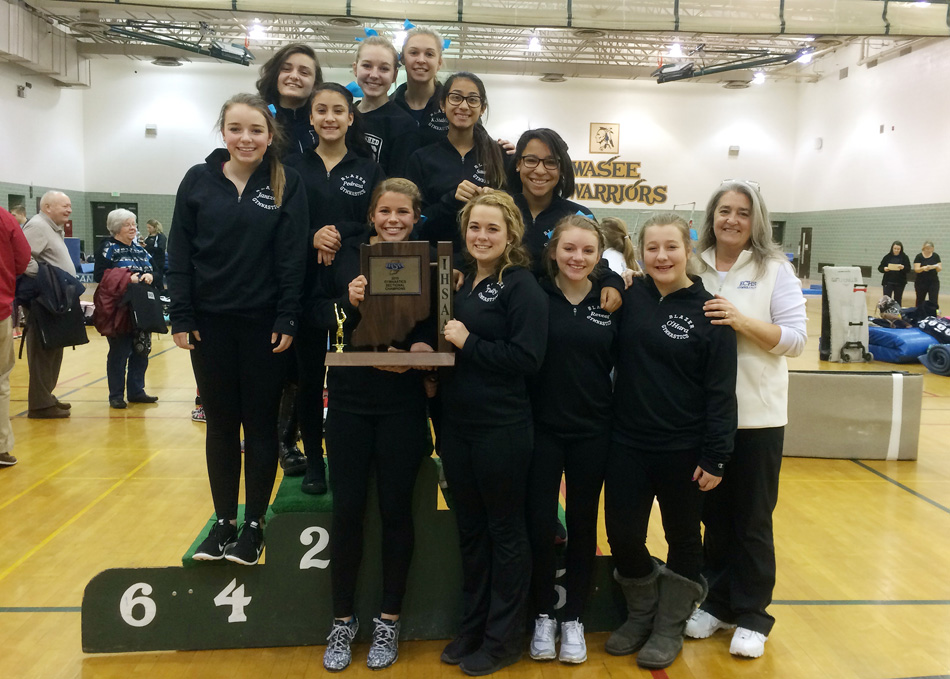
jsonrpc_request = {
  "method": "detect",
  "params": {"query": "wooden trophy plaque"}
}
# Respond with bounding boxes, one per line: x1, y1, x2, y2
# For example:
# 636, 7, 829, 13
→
324, 241, 456, 367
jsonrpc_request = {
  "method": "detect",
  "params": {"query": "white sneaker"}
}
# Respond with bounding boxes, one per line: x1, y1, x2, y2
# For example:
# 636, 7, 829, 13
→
685, 609, 735, 639
730, 627, 767, 658
529, 614, 558, 660
558, 619, 587, 664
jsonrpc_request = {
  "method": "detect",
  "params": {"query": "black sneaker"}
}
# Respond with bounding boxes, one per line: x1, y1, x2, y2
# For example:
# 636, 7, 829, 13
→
301, 458, 328, 495
192, 519, 237, 561
225, 520, 264, 565
279, 443, 308, 476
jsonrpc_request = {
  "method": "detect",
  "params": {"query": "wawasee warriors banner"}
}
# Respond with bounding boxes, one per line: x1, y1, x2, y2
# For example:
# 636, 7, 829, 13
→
571, 156, 668, 206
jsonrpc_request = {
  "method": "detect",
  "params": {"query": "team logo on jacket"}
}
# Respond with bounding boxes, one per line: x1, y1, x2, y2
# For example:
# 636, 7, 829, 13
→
252, 187, 278, 210
586, 306, 612, 326
737, 280, 757, 289
340, 174, 368, 197
478, 281, 503, 302
662, 313, 694, 340
473, 163, 487, 183
428, 112, 449, 132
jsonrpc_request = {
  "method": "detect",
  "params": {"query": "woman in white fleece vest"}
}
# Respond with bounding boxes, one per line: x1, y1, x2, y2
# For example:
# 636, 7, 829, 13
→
685, 181, 807, 659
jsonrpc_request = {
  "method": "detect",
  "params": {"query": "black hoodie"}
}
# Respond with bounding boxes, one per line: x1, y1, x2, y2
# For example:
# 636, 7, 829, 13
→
530, 276, 618, 438
359, 100, 420, 178
612, 275, 737, 475
392, 82, 449, 148
167, 148, 308, 336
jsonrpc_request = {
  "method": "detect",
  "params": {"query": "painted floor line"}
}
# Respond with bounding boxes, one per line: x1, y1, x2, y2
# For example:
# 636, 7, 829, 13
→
13, 345, 179, 418
0, 450, 92, 512
0, 453, 160, 584
851, 459, 950, 515
0, 606, 81, 613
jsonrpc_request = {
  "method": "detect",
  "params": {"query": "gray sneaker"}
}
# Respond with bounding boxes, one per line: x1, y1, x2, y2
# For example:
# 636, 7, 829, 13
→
324, 618, 359, 672
529, 614, 558, 660
559, 619, 587, 664
366, 617, 400, 670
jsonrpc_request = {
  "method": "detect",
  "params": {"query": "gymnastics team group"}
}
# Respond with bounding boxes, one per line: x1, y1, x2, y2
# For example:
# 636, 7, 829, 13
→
165, 27, 808, 676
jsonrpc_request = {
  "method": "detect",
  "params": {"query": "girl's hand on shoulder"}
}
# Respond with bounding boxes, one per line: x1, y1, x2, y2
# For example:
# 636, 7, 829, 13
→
453, 269, 465, 291
271, 332, 293, 353
443, 319, 469, 349
601, 286, 622, 313
497, 138, 516, 155
693, 466, 722, 492
348, 275, 367, 307
622, 267, 643, 289
173, 330, 200, 350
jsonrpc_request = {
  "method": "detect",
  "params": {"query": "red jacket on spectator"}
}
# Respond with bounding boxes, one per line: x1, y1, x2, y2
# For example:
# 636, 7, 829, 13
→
0, 207, 32, 322
92, 268, 133, 337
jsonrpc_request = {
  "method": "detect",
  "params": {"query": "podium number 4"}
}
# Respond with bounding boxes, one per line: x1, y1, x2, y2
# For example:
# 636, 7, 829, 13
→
299, 526, 330, 570
214, 578, 252, 623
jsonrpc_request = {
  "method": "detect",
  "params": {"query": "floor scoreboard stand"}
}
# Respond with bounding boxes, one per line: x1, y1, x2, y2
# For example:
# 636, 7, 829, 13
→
82, 458, 625, 653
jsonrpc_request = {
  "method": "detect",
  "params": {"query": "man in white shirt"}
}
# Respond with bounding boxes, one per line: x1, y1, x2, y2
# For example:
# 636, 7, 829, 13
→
22, 191, 75, 419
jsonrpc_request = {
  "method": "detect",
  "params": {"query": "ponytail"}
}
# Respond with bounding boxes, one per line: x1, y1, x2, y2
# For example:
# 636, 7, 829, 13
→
473, 122, 506, 188
217, 93, 288, 205
601, 216, 638, 270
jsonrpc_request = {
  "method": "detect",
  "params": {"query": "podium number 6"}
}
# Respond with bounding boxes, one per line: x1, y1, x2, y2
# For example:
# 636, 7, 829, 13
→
120, 582, 157, 627
299, 526, 330, 569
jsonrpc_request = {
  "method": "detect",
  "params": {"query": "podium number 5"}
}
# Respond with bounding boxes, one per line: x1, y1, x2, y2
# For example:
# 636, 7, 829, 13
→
299, 526, 330, 569
120, 582, 157, 627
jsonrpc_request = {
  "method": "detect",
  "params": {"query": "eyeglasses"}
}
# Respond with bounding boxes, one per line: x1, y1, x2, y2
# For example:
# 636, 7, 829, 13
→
446, 92, 483, 108
520, 155, 559, 170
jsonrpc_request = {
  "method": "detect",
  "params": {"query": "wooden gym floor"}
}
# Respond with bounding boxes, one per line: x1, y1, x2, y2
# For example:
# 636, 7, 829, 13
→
2, 287, 949, 679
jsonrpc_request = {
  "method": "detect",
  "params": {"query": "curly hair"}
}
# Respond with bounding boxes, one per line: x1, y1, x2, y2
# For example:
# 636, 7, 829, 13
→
458, 191, 531, 282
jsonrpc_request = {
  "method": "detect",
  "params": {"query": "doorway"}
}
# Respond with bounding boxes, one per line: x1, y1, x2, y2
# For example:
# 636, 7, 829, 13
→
798, 227, 813, 279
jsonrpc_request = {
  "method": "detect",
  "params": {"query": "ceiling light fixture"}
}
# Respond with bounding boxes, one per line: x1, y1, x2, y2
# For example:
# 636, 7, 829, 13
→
752, 70, 766, 84
393, 31, 407, 51
249, 19, 266, 41
668, 42, 684, 58
528, 35, 542, 52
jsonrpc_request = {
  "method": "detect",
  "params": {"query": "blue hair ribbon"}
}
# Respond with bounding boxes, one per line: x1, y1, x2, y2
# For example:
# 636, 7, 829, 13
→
345, 81, 364, 98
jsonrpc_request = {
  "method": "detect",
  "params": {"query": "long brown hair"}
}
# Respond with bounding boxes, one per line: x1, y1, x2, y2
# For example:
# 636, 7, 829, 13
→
441, 72, 506, 189
601, 216, 638, 270
255, 44, 322, 106
458, 191, 530, 282
217, 93, 288, 205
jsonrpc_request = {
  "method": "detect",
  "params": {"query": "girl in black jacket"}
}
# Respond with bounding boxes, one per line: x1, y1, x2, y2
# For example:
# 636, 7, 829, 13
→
507, 127, 623, 311
526, 215, 618, 664
405, 72, 506, 252
439, 191, 548, 676
255, 43, 323, 157
604, 213, 737, 670
168, 93, 308, 566
353, 36, 420, 177
284, 82, 384, 495
392, 27, 449, 148
316, 179, 434, 672
878, 241, 911, 305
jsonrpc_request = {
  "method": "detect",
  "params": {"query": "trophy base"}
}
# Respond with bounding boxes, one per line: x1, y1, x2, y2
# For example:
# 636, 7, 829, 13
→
324, 352, 456, 367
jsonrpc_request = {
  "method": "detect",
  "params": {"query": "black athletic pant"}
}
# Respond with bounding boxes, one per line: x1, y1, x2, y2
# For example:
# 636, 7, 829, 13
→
701, 427, 783, 635
295, 326, 328, 469
190, 314, 288, 523
325, 407, 429, 618
915, 279, 940, 310
441, 419, 533, 658
527, 428, 609, 621
882, 283, 906, 306
605, 443, 705, 582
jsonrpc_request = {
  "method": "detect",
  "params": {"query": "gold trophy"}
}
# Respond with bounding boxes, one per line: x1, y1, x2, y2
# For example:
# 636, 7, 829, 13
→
333, 303, 346, 353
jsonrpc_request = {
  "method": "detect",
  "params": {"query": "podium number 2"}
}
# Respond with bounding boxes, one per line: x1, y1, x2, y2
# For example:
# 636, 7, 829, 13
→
299, 526, 330, 570
120, 583, 157, 627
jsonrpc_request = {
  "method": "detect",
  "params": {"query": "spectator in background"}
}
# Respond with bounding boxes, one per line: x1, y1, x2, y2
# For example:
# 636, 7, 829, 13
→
10, 205, 27, 226
0, 207, 32, 466
22, 190, 74, 419
94, 209, 158, 409
913, 240, 942, 311
877, 241, 911, 306
143, 219, 167, 288
601, 216, 639, 275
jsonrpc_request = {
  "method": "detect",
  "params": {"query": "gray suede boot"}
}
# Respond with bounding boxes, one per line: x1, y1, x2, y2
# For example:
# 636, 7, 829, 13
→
636, 569, 707, 669
605, 563, 660, 656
